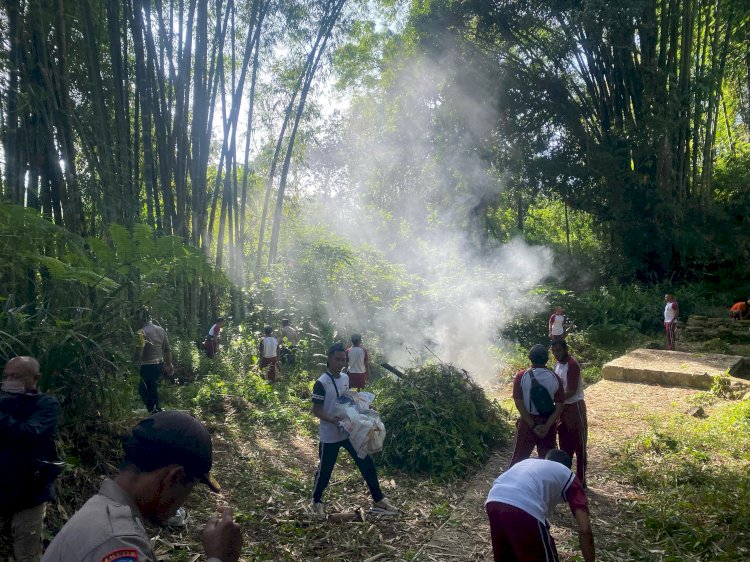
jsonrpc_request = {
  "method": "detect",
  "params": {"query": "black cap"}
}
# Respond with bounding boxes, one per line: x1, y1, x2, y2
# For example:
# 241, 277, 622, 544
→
125, 411, 220, 493
528, 344, 549, 365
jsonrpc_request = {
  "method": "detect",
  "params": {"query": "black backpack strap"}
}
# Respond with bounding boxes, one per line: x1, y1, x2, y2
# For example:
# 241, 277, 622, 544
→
325, 371, 340, 398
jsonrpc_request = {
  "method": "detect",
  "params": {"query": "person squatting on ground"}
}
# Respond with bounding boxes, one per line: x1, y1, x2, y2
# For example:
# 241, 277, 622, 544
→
346, 333, 371, 390
508, 344, 565, 468
42, 411, 242, 562
485, 449, 595, 562
310, 343, 397, 516
0, 357, 61, 562
551, 339, 588, 488
663, 294, 679, 351
204, 317, 225, 358
729, 299, 750, 320
548, 305, 567, 341
259, 325, 280, 384
133, 311, 174, 414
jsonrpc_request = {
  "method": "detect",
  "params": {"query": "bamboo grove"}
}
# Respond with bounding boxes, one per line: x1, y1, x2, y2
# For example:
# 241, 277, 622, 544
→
403, 0, 749, 278
0, 0, 353, 323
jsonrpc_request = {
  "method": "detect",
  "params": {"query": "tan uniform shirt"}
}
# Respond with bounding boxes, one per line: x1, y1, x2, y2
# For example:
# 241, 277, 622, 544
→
136, 322, 170, 365
281, 325, 299, 345
42, 479, 154, 562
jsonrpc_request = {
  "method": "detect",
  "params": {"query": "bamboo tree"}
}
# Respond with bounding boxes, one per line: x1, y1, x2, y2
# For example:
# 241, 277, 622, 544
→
268, 0, 348, 265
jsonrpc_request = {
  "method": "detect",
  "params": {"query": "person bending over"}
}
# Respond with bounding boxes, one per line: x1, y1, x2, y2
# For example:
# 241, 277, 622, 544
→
485, 449, 595, 562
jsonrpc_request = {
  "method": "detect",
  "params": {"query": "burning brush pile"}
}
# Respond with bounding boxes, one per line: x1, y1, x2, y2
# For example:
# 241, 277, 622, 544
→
372, 363, 512, 480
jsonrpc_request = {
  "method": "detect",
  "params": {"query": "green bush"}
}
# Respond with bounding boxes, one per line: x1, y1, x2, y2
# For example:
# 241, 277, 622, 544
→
372, 364, 513, 480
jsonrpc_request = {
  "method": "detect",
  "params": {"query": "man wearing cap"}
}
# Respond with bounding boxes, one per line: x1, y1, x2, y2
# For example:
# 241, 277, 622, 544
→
1, 356, 61, 562
42, 411, 242, 562
507, 344, 565, 468
132, 311, 173, 413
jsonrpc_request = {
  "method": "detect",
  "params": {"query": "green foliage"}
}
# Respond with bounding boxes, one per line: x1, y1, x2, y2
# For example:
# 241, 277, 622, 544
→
613, 401, 750, 560
0, 204, 227, 430
372, 363, 513, 480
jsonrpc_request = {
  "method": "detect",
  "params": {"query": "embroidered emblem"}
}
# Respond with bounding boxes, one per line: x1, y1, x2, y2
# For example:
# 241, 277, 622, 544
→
102, 548, 139, 562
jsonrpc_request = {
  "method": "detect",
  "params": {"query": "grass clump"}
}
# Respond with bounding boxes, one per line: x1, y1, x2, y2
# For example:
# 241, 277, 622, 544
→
613, 400, 750, 560
372, 363, 513, 480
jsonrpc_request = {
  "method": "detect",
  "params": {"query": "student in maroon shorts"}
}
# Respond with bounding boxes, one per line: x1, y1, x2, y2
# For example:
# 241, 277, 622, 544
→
508, 344, 565, 467
259, 325, 280, 383
485, 450, 595, 562
346, 334, 370, 390
551, 339, 588, 487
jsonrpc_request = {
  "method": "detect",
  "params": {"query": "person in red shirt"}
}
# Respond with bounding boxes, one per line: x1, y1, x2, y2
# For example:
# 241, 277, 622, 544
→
729, 300, 750, 320
508, 344, 565, 468
551, 339, 588, 488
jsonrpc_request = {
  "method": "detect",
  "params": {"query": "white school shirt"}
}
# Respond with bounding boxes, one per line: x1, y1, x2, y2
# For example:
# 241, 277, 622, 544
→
485, 458, 576, 523
311, 371, 350, 443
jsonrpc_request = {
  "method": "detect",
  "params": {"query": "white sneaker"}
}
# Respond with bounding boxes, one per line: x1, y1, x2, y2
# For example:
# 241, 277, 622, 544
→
311, 502, 325, 516
371, 497, 399, 515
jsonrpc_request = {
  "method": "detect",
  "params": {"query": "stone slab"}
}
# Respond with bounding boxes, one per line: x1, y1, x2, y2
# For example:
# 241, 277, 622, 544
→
602, 348, 750, 390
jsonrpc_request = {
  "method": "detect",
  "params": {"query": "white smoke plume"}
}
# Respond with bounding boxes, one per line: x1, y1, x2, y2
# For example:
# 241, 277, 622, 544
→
286, 44, 552, 384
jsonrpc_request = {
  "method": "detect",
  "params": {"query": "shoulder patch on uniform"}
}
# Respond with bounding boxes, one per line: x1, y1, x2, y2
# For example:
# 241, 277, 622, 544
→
101, 549, 139, 562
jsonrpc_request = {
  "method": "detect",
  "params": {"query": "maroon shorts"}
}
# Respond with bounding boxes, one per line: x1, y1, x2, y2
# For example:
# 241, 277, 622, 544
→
348, 372, 367, 390
261, 357, 277, 383
486, 502, 559, 561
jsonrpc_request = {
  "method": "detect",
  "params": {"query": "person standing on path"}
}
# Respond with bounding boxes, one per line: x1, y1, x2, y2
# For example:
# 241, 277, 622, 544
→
663, 294, 679, 351
485, 449, 595, 562
42, 411, 242, 562
551, 339, 588, 488
548, 305, 566, 341
346, 333, 370, 390
279, 319, 300, 366
133, 311, 173, 413
204, 317, 225, 358
508, 344, 565, 468
310, 342, 397, 516
259, 325, 279, 384
1, 356, 62, 562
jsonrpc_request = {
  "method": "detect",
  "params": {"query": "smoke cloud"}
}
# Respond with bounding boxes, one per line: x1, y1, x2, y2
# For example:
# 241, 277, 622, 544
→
287, 44, 553, 384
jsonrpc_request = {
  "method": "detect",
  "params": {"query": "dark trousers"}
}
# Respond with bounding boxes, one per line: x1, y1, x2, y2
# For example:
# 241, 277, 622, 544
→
311, 439, 383, 504
139, 363, 163, 413
280, 345, 296, 366
665, 321, 677, 350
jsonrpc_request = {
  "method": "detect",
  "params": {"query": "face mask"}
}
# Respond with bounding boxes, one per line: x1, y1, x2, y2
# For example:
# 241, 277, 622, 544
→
1, 379, 26, 394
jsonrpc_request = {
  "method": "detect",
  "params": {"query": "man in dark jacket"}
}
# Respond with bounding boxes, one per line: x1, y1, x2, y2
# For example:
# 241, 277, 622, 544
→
0, 356, 61, 562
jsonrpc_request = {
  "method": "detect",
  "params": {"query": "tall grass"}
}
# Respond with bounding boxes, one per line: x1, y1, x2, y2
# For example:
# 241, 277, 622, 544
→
613, 401, 750, 561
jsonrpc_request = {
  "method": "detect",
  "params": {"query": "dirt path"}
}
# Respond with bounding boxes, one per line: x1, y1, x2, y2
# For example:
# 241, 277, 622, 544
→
414, 379, 699, 561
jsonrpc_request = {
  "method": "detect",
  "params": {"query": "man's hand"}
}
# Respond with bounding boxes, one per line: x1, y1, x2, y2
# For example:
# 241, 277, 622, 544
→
165, 363, 175, 376
202, 506, 242, 562
533, 423, 550, 438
